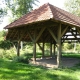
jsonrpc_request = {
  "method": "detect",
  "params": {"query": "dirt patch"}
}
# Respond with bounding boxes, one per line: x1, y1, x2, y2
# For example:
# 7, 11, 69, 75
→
30, 57, 80, 68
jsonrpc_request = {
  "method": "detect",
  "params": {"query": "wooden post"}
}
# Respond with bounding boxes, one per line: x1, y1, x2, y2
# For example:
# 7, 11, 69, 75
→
21, 41, 23, 50
17, 30, 21, 57
42, 42, 45, 58
57, 24, 62, 68
17, 40, 20, 57
54, 43, 56, 57
37, 42, 45, 58
50, 42, 52, 57
57, 38, 61, 68
33, 42, 36, 61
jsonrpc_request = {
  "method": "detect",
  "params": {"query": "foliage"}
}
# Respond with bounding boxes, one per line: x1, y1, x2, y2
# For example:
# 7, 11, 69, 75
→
65, 0, 80, 16
0, 58, 80, 80
76, 43, 80, 51
0, 0, 7, 23
0, 30, 7, 38
0, 40, 13, 49
13, 55, 29, 64
5, 0, 39, 21
62, 43, 74, 51
0, 9, 3, 16
0, 31, 13, 49
0, 48, 16, 60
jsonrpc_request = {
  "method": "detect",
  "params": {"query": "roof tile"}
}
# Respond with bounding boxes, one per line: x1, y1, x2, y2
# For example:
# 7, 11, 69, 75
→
4, 3, 80, 29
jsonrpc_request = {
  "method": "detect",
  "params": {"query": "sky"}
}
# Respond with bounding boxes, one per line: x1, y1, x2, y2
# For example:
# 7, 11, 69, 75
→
0, 0, 66, 31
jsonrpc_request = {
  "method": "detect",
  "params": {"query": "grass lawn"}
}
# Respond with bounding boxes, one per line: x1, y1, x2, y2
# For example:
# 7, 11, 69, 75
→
62, 52, 80, 58
0, 58, 80, 80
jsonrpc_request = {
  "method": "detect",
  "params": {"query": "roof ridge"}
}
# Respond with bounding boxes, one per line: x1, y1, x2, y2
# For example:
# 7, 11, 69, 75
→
49, 3, 80, 20
47, 3, 54, 18
4, 3, 80, 29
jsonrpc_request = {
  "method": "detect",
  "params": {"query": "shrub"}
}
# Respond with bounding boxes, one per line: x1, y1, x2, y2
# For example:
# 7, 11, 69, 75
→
13, 56, 29, 64
0, 48, 16, 60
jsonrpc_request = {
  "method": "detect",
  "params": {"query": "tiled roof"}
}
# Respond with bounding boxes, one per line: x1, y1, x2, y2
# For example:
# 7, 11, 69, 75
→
4, 3, 80, 29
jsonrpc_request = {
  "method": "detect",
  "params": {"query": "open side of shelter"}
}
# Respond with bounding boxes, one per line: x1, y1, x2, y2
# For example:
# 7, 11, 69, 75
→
4, 3, 80, 68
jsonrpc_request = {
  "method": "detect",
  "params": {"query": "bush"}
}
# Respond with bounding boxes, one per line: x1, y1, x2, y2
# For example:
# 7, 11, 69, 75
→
13, 56, 29, 64
0, 48, 16, 60
0, 40, 13, 49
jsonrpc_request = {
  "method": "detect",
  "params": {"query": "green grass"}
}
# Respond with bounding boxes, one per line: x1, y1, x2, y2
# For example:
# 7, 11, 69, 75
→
26, 52, 80, 59
62, 52, 80, 58
0, 58, 80, 80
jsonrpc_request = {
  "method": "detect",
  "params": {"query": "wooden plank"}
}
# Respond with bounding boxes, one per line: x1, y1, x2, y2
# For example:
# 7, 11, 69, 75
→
47, 28, 58, 42
35, 27, 46, 42
61, 26, 68, 37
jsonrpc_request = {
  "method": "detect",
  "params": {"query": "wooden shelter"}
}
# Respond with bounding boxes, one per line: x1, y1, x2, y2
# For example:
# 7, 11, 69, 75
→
4, 3, 80, 67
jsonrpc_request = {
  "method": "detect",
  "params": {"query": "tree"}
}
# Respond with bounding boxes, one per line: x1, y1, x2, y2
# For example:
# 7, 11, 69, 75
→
0, 0, 6, 23
65, 0, 80, 16
5, 0, 39, 21
4, 0, 39, 57
0, 9, 3, 23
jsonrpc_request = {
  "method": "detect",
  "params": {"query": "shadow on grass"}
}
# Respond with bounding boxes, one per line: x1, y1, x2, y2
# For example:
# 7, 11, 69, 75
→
24, 52, 42, 58
0, 58, 80, 80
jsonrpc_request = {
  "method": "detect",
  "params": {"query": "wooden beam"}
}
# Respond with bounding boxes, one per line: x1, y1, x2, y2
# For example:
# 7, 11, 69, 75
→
35, 27, 46, 42
62, 37, 80, 40
50, 42, 52, 57
47, 28, 58, 42
27, 30, 34, 42
70, 28, 77, 39
37, 42, 45, 58
37, 43, 43, 50
61, 26, 68, 37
